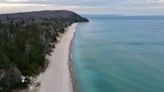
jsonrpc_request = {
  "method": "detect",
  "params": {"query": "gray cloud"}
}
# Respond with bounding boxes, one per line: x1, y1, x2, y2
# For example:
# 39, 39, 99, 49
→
0, 0, 164, 15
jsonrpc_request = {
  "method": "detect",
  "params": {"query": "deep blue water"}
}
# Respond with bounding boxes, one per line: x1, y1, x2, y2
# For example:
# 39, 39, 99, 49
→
72, 16, 164, 92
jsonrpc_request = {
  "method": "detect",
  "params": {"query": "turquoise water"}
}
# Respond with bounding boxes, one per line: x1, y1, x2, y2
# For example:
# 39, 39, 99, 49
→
72, 16, 164, 92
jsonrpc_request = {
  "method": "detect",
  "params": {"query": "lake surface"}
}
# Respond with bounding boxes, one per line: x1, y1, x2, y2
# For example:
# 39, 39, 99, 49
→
72, 16, 164, 92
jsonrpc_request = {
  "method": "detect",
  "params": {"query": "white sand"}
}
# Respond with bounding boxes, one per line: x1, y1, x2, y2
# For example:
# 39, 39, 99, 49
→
31, 23, 77, 92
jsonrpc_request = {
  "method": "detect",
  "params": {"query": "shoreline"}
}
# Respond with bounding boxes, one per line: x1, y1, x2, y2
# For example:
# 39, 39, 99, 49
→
69, 29, 78, 92
28, 23, 78, 92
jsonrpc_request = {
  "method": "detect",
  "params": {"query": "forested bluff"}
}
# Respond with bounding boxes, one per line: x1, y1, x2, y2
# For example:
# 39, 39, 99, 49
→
0, 10, 88, 92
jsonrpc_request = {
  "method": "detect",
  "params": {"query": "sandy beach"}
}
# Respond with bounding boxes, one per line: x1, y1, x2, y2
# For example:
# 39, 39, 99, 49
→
29, 23, 77, 92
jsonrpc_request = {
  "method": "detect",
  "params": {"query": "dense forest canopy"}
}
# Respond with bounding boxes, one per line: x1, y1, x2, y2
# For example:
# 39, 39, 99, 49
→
0, 10, 88, 92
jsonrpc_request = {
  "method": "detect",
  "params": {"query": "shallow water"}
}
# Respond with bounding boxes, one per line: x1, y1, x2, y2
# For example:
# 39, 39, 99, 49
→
72, 16, 164, 92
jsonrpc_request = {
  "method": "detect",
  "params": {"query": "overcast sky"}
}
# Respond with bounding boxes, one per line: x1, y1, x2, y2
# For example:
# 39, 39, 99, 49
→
0, 0, 164, 15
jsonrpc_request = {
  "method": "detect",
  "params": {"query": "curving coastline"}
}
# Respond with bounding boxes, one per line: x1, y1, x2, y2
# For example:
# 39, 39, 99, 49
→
0, 10, 88, 91
28, 23, 78, 92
